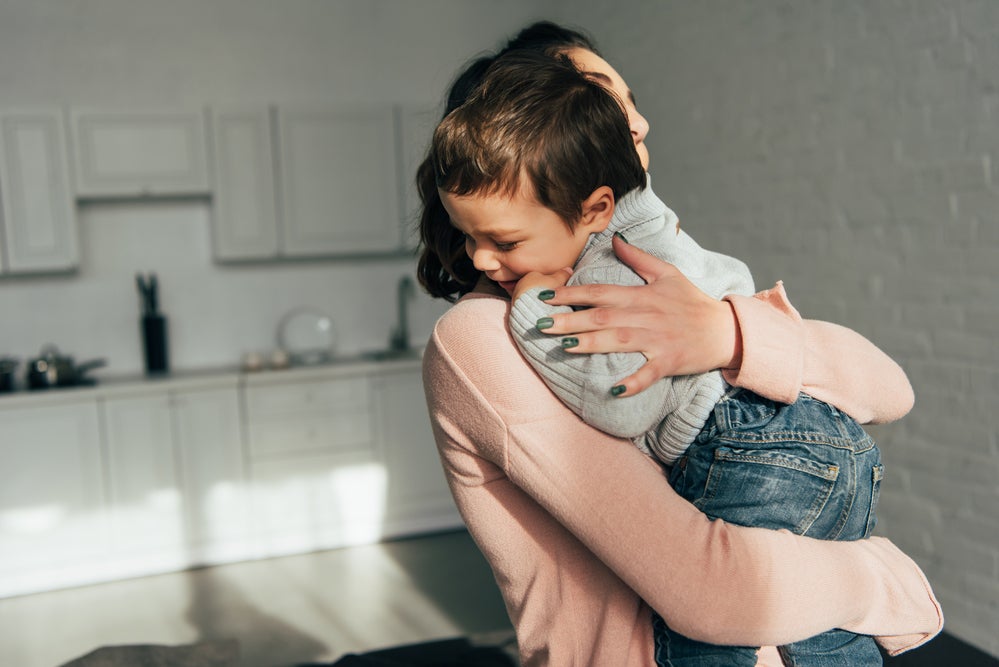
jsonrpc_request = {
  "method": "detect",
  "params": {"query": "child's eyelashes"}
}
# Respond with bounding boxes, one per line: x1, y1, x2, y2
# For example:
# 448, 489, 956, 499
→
495, 241, 519, 252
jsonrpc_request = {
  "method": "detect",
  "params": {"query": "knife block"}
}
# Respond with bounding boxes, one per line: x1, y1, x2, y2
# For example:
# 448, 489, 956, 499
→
142, 314, 169, 374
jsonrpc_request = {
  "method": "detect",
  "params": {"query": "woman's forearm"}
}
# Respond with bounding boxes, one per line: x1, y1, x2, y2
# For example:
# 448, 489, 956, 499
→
724, 282, 914, 423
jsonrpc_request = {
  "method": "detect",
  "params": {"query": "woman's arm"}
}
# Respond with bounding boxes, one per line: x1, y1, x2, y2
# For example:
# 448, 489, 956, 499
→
425, 294, 941, 660
539, 236, 914, 423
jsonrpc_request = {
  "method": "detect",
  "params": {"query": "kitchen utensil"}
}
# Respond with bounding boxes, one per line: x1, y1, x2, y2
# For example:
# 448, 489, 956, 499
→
277, 308, 336, 365
142, 314, 169, 374
26, 345, 107, 390
0, 357, 19, 393
136, 272, 159, 315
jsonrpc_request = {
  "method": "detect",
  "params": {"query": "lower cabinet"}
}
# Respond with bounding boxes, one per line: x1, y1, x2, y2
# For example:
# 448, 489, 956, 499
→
0, 398, 107, 598
373, 367, 460, 534
242, 363, 461, 558
100, 382, 249, 576
0, 361, 461, 598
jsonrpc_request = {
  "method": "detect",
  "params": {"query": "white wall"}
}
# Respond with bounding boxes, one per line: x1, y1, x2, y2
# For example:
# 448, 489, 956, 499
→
0, 0, 551, 373
555, 0, 999, 657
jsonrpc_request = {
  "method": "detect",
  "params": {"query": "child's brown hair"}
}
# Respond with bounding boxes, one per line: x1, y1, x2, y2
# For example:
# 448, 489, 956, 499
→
431, 50, 646, 230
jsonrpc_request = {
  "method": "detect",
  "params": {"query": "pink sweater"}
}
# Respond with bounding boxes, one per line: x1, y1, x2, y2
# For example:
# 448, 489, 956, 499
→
422, 287, 941, 667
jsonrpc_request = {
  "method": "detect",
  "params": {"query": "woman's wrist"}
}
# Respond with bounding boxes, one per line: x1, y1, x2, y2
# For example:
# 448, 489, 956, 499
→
718, 299, 743, 371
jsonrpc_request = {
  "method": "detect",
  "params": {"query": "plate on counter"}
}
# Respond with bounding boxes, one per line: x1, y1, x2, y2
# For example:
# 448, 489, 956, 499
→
277, 308, 336, 365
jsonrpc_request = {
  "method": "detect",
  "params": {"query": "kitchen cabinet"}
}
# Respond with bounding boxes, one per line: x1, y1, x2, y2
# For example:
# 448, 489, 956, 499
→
0, 360, 459, 599
172, 386, 252, 562
0, 397, 107, 598
207, 107, 280, 260
70, 109, 210, 198
244, 368, 384, 555
100, 379, 248, 574
0, 109, 78, 274
278, 105, 401, 256
209, 104, 407, 261
397, 106, 438, 250
372, 365, 460, 534
243, 361, 460, 556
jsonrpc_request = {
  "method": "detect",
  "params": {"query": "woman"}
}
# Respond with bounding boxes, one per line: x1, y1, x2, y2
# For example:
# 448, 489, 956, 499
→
419, 22, 941, 667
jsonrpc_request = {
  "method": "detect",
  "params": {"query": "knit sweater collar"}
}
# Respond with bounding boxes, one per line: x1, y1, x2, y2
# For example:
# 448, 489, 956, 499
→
578, 173, 668, 261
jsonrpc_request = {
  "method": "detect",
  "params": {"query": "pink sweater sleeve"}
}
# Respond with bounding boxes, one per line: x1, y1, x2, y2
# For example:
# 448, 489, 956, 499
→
424, 294, 941, 667
722, 282, 915, 423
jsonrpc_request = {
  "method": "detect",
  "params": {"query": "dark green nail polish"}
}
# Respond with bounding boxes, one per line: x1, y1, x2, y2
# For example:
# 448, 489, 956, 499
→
610, 385, 626, 396
614, 231, 629, 244
560, 337, 579, 349
538, 289, 556, 301
536, 317, 554, 330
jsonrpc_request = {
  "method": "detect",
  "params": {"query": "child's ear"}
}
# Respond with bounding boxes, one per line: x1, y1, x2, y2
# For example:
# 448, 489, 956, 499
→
580, 186, 615, 233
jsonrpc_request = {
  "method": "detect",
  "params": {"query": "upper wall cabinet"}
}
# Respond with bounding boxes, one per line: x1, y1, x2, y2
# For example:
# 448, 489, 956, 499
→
278, 105, 401, 256
0, 109, 78, 274
71, 109, 210, 198
208, 107, 281, 260
209, 104, 406, 261
398, 106, 438, 251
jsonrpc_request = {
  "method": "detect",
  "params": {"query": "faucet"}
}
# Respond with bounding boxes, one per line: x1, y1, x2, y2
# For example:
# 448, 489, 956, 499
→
389, 275, 416, 352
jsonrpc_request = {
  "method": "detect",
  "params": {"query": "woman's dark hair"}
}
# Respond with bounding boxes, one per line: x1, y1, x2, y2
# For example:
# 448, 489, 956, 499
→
416, 22, 599, 302
431, 51, 645, 230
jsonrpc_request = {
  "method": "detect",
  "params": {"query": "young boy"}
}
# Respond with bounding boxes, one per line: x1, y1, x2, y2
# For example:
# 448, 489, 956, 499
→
432, 50, 885, 666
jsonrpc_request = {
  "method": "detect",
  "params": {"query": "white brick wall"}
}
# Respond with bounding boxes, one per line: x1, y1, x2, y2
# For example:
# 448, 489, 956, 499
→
563, 0, 999, 658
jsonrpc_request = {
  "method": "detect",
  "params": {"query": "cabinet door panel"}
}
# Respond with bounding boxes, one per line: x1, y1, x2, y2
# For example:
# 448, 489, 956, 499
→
173, 387, 250, 558
0, 110, 78, 273
249, 451, 386, 555
373, 368, 461, 532
398, 106, 437, 250
278, 106, 400, 255
71, 109, 210, 197
0, 400, 107, 597
209, 107, 280, 260
101, 394, 183, 554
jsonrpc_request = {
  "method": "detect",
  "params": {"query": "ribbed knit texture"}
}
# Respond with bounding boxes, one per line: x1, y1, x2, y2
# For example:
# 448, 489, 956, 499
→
510, 176, 755, 463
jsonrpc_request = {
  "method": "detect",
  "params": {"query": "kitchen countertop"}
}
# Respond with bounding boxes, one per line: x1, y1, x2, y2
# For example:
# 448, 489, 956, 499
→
0, 351, 423, 407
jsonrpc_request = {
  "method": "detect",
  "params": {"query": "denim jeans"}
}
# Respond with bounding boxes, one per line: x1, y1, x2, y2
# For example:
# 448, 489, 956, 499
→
654, 388, 885, 667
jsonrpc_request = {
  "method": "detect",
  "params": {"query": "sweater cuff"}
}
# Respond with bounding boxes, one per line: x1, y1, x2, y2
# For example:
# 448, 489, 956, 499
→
721, 282, 804, 405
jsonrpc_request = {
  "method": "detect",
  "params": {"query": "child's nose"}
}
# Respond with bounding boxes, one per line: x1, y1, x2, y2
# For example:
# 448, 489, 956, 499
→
471, 248, 501, 272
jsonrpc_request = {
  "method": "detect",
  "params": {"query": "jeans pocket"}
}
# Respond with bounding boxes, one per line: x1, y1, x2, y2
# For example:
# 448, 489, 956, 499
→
692, 446, 840, 535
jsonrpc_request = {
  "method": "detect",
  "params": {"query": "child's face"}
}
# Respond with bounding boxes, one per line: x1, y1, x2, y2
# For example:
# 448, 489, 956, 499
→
440, 184, 597, 297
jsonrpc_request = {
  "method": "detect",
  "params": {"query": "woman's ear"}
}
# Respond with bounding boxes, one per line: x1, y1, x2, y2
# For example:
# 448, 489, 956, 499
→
579, 186, 615, 233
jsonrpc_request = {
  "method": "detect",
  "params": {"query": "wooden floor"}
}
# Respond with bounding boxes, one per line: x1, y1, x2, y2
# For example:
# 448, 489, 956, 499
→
3, 527, 995, 667
0, 529, 515, 667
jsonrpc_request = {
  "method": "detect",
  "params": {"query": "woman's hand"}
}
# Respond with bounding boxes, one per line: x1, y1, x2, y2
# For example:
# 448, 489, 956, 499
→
511, 268, 572, 302
537, 235, 743, 396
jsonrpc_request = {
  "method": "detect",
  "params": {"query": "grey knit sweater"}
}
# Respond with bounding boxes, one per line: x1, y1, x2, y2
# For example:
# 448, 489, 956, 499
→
510, 176, 755, 464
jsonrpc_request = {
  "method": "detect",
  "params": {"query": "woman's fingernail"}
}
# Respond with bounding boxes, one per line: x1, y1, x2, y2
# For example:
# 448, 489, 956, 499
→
610, 385, 627, 396
538, 289, 555, 301
614, 231, 629, 244
536, 317, 554, 330
560, 337, 579, 349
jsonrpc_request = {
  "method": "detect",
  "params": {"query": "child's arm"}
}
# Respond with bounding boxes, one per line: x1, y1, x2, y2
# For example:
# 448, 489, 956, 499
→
510, 273, 700, 444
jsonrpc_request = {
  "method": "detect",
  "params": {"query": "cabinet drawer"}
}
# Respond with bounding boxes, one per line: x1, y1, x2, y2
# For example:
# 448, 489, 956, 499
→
247, 413, 373, 459
246, 376, 369, 419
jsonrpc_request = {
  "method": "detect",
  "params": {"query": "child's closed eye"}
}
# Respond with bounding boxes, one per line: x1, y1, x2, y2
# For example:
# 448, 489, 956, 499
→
495, 241, 519, 252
